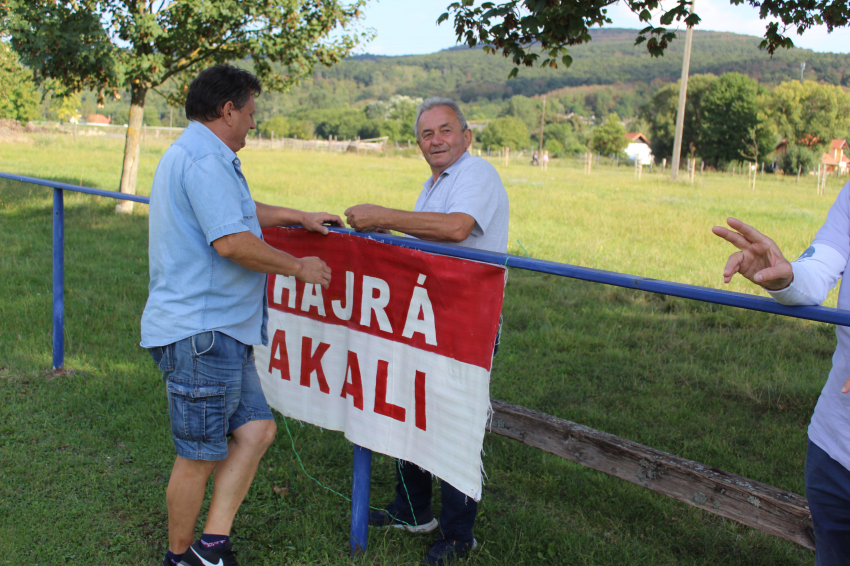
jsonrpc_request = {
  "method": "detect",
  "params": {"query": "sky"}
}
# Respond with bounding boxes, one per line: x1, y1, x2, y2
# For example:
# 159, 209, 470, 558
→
356, 0, 850, 56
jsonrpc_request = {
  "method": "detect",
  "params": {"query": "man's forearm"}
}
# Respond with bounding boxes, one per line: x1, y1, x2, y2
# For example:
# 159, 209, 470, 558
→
385, 210, 473, 242
213, 230, 303, 277
255, 201, 305, 229
347, 204, 475, 242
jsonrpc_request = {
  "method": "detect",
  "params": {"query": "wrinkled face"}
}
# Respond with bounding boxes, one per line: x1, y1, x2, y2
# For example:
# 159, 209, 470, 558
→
417, 106, 472, 177
228, 94, 256, 151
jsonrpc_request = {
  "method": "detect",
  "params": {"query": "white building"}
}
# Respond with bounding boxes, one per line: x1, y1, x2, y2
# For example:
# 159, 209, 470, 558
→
625, 132, 654, 164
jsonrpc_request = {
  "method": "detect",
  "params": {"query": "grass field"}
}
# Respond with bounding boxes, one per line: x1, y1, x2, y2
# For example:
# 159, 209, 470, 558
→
1, 133, 843, 565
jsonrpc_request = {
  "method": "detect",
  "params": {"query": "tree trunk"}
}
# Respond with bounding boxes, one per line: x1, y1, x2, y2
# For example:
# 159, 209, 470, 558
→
115, 84, 147, 214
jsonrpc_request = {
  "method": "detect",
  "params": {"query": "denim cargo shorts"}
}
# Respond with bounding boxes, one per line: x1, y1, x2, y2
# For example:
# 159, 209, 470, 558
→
148, 331, 274, 461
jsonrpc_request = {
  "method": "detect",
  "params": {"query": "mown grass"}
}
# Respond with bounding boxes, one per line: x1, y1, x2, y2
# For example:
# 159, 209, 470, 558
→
0, 133, 838, 565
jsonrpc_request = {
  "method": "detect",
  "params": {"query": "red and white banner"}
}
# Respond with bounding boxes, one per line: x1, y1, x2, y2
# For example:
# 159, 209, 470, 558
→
254, 228, 506, 500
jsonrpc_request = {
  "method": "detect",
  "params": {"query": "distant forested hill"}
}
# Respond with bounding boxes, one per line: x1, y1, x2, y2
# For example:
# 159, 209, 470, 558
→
251, 28, 849, 121
83, 27, 849, 130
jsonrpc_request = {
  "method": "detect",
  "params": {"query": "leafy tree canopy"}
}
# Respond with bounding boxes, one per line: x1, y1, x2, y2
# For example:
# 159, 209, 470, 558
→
641, 74, 717, 161
364, 94, 422, 139
258, 116, 290, 139
440, 0, 850, 77
699, 72, 774, 166
769, 80, 850, 151
590, 113, 627, 156
0, 41, 37, 123
2, 0, 369, 103
479, 115, 530, 150
499, 94, 540, 130
0, 0, 370, 207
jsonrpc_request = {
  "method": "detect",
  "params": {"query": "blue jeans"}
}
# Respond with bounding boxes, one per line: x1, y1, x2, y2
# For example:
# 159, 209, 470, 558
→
806, 439, 850, 566
385, 327, 500, 541
391, 460, 477, 541
149, 331, 273, 461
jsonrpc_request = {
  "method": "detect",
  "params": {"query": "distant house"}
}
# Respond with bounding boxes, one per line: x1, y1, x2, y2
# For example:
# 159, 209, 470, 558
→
775, 134, 822, 155
624, 132, 653, 164
823, 139, 850, 175
86, 114, 111, 125
775, 137, 849, 175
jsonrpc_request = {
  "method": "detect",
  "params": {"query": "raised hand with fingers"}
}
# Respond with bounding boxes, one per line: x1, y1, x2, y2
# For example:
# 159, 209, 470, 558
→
711, 217, 794, 290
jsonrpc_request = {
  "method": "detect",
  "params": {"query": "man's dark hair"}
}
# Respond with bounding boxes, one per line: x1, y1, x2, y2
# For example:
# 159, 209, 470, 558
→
185, 64, 262, 122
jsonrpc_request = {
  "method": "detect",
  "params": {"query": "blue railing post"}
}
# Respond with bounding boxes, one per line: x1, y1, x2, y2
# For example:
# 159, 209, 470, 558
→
350, 444, 372, 554
52, 188, 64, 370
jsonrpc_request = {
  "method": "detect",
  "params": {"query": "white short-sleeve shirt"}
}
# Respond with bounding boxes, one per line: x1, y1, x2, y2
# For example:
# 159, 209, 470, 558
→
414, 152, 509, 254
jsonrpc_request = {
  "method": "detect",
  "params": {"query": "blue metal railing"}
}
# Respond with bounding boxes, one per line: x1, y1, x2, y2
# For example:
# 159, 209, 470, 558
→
5, 170, 850, 555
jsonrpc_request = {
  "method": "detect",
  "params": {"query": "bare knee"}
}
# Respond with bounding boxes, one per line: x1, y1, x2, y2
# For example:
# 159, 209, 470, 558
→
256, 419, 277, 448
232, 419, 276, 451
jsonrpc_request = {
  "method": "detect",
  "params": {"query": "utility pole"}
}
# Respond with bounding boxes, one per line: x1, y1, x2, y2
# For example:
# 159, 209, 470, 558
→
671, 0, 696, 181
800, 62, 806, 84
538, 95, 546, 160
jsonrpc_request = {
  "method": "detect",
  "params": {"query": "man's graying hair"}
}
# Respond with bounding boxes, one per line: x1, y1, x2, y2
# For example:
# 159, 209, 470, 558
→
414, 97, 468, 140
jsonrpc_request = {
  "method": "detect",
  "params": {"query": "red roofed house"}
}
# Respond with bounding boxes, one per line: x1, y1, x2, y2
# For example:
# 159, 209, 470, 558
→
86, 114, 111, 124
823, 139, 850, 175
624, 132, 653, 164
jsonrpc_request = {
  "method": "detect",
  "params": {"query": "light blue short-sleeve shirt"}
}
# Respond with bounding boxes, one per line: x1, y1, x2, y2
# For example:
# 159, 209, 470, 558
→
414, 152, 510, 253
140, 121, 268, 348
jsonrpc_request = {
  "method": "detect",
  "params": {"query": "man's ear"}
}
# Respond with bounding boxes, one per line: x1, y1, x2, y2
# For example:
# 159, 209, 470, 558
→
463, 128, 473, 149
221, 101, 235, 126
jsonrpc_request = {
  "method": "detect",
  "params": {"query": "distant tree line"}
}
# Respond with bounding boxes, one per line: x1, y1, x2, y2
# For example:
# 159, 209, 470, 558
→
4, 24, 850, 173
643, 75, 850, 171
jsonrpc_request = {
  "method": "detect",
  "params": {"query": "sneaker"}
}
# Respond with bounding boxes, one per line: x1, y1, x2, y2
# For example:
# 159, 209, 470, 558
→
179, 540, 239, 566
368, 505, 439, 533
420, 537, 478, 566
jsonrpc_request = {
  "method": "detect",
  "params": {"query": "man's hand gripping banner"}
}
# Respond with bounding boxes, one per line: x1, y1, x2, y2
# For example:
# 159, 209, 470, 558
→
255, 228, 506, 500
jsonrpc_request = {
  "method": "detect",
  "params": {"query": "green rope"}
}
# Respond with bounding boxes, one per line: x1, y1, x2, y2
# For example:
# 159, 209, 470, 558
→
282, 416, 351, 502
281, 417, 416, 526
517, 239, 530, 257
398, 459, 418, 527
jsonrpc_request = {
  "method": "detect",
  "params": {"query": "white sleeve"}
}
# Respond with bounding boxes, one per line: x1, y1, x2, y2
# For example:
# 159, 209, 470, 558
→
767, 243, 846, 306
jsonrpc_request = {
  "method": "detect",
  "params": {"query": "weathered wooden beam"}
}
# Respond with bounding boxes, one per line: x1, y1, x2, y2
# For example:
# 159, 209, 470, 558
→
488, 399, 815, 550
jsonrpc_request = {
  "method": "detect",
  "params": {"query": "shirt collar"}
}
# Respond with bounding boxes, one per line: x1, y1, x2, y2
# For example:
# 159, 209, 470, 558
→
422, 151, 471, 192
187, 120, 239, 164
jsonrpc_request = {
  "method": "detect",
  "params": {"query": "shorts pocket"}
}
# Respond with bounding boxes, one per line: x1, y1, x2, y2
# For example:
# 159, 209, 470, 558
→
192, 331, 216, 357
149, 345, 174, 372
166, 379, 227, 443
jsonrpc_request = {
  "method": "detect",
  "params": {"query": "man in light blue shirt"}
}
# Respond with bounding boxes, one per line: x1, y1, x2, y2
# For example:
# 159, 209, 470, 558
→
141, 64, 341, 566
344, 97, 509, 566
